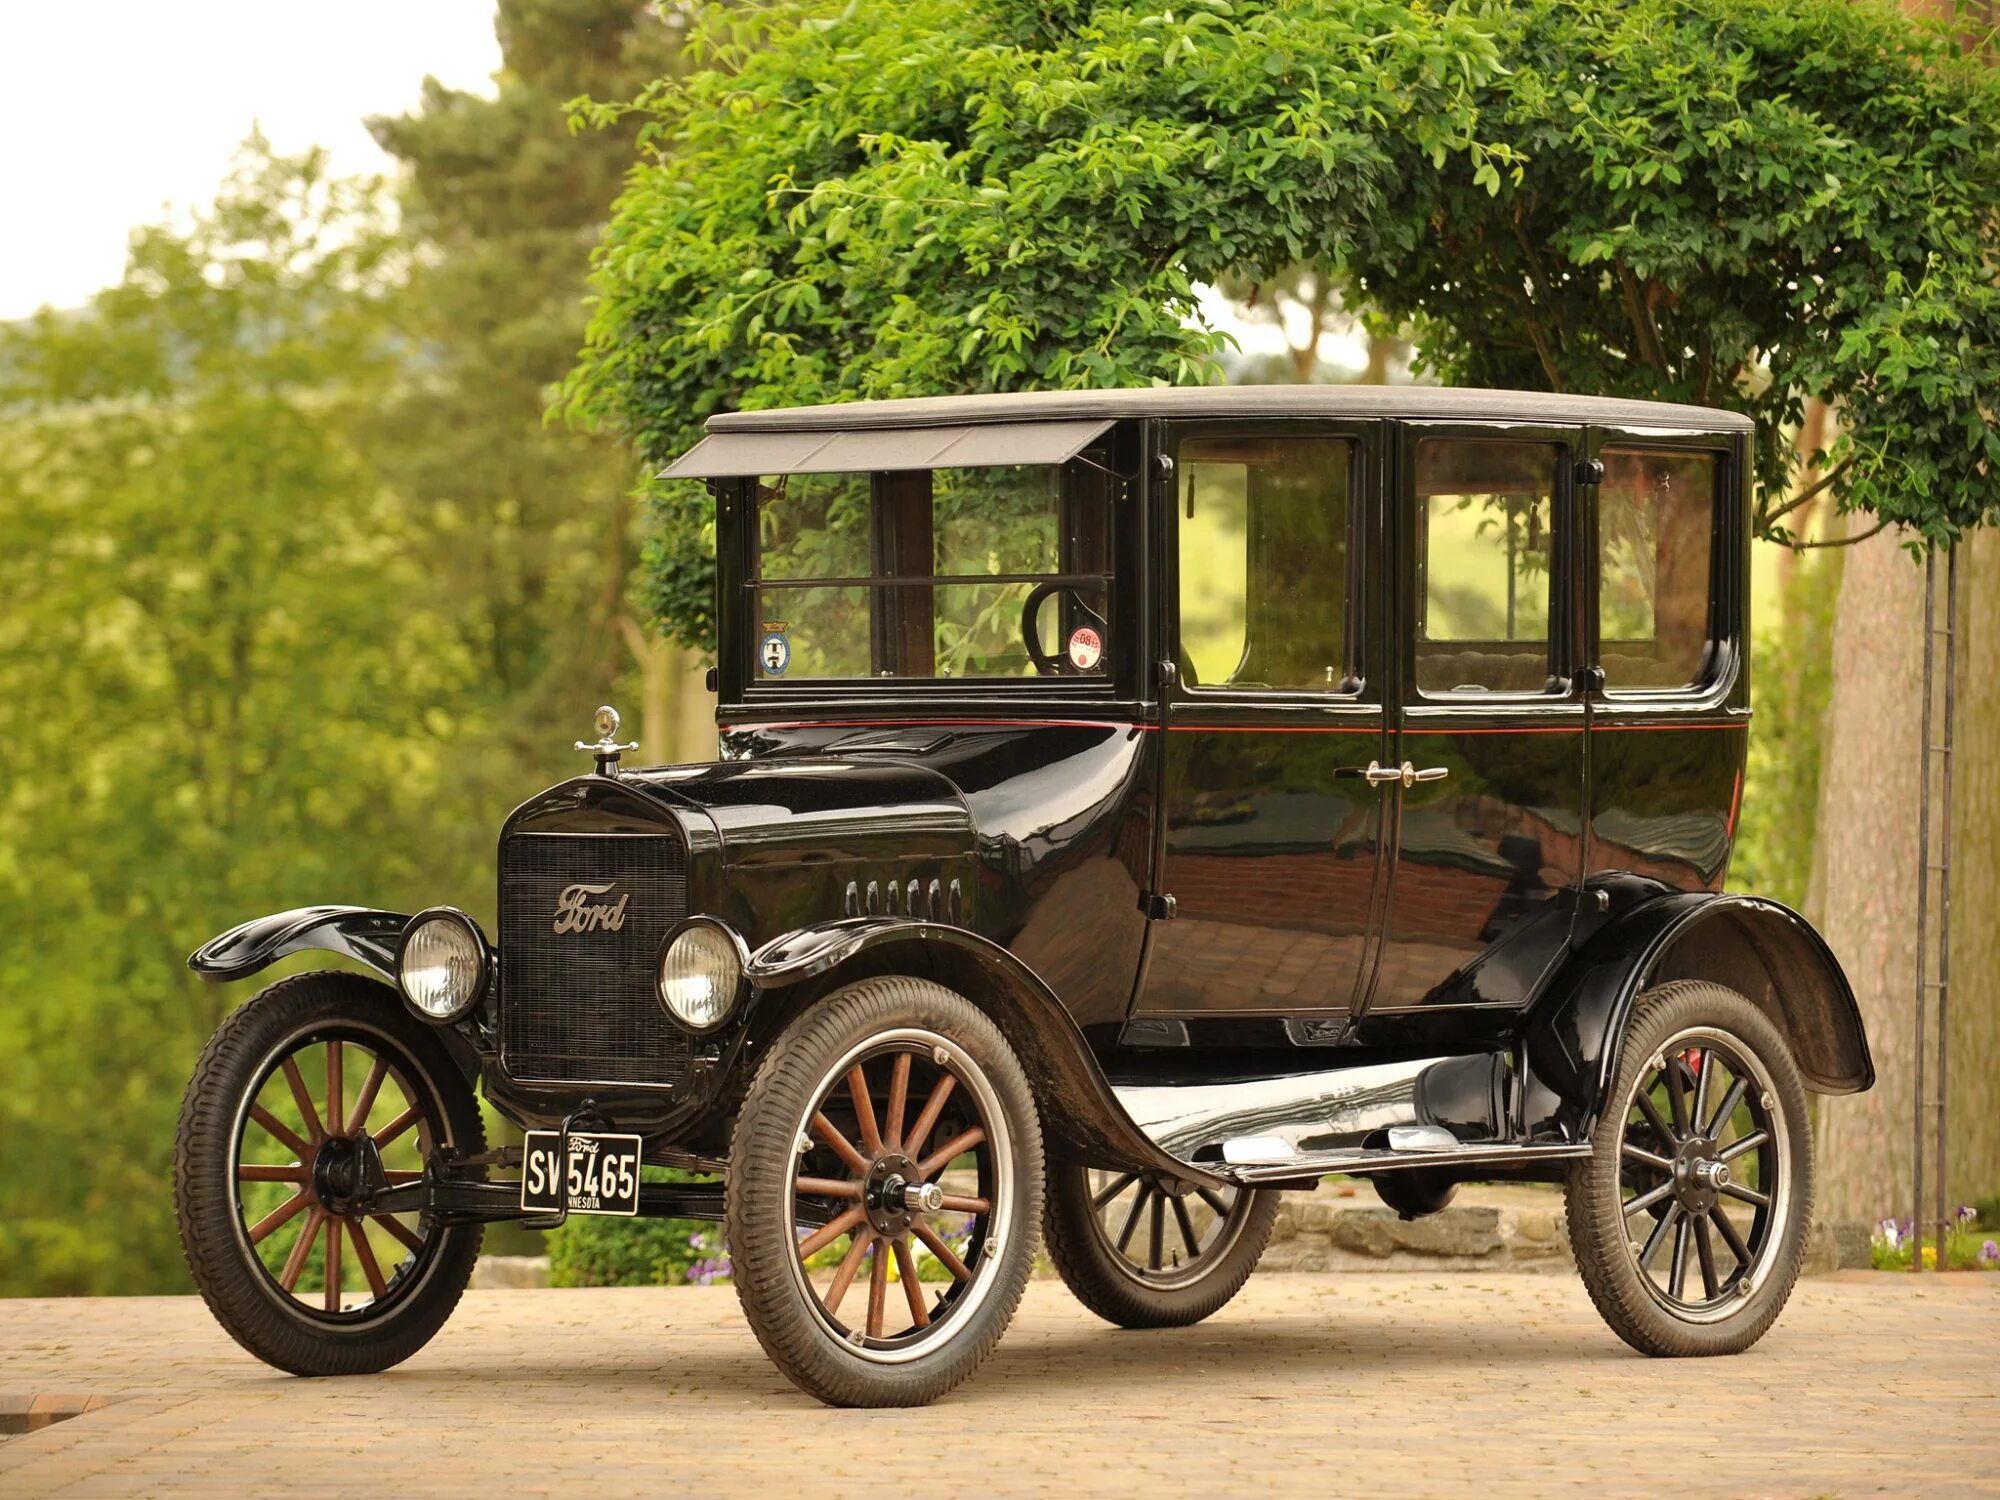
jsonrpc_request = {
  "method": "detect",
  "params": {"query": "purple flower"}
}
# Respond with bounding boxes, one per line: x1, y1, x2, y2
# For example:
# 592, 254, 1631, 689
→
684, 1253, 734, 1286
1980, 1240, 1998, 1265
1878, 1218, 1903, 1249
1957, 1205, 1978, 1224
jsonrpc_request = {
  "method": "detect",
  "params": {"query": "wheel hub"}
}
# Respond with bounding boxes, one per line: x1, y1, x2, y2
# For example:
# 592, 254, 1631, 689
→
1671, 1136, 1725, 1215
309, 1132, 386, 1216
863, 1152, 925, 1236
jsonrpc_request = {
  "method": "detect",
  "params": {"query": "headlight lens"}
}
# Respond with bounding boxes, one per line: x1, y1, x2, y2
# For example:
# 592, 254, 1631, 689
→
658, 921, 743, 1031
397, 911, 486, 1022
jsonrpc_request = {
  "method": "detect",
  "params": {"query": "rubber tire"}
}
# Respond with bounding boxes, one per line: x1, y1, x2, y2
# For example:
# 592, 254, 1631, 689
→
1045, 1167, 1279, 1329
726, 976, 1044, 1407
1564, 980, 1813, 1358
174, 971, 486, 1376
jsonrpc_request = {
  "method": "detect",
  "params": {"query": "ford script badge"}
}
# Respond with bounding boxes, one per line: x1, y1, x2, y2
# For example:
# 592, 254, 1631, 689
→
552, 881, 630, 934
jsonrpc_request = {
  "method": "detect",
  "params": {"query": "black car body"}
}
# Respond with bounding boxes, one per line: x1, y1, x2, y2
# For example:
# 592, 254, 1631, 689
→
181, 387, 1872, 1406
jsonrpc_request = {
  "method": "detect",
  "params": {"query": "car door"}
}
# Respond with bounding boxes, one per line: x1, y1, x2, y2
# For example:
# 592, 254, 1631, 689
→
1133, 419, 1392, 1024
1369, 423, 1589, 1017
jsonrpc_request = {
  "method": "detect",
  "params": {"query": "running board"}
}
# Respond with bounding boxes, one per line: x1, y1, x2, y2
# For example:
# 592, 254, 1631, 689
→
1108, 1050, 1588, 1187
1223, 1141, 1590, 1186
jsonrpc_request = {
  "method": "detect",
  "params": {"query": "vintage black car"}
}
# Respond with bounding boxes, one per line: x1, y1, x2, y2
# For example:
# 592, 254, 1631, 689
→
176, 386, 1873, 1407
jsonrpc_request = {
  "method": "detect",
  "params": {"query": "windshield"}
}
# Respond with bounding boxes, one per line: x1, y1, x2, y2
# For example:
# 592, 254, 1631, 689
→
750, 460, 1114, 681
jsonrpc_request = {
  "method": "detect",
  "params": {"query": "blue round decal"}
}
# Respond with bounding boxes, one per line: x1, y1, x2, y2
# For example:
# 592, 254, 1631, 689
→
759, 632, 791, 677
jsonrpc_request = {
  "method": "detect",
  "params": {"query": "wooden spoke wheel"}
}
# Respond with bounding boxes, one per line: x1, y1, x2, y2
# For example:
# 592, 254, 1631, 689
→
174, 973, 486, 1377
234, 1030, 439, 1319
787, 1034, 1003, 1352
1566, 981, 1813, 1358
1045, 1164, 1278, 1328
727, 977, 1043, 1407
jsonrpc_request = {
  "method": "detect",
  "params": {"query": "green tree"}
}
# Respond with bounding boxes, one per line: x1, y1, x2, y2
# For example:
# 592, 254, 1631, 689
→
566, 0, 2000, 1231
368, 0, 707, 793
0, 141, 471, 1294
564, 0, 1999, 646
562, 0, 1514, 645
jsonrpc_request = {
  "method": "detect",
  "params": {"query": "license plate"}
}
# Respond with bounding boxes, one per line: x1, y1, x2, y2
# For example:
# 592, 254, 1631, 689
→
520, 1130, 642, 1217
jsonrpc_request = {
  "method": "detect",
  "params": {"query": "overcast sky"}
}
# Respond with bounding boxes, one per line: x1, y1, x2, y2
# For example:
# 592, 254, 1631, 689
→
0, 2, 502, 320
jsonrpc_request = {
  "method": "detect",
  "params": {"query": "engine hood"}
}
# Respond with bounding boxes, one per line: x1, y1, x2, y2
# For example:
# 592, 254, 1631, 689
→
624, 757, 974, 867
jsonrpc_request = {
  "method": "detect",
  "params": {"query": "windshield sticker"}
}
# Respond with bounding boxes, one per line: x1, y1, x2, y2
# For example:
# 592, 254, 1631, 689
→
1067, 625, 1103, 672
759, 631, 791, 677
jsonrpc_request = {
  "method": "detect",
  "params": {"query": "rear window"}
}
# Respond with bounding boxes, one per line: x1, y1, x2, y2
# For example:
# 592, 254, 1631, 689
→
751, 461, 1114, 681
1597, 448, 1719, 693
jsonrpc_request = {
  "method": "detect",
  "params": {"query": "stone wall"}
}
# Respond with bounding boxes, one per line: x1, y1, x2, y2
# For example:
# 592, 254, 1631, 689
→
1260, 1190, 1570, 1274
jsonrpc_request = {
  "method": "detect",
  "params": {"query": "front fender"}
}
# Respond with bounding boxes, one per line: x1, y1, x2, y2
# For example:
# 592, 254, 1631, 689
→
188, 906, 409, 983
1523, 893, 1873, 1141
746, 919, 1223, 1189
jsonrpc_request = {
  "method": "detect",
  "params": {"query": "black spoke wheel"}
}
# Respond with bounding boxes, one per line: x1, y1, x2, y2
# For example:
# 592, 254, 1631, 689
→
1045, 1164, 1277, 1328
1565, 980, 1812, 1357
727, 976, 1043, 1407
175, 972, 485, 1376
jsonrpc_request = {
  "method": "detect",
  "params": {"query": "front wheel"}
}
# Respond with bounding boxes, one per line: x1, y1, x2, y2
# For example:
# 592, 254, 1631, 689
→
173, 972, 486, 1376
1565, 980, 1813, 1357
726, 976, 1044, 1407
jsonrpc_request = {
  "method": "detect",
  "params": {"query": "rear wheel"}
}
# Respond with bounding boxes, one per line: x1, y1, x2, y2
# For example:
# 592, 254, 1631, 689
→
726, 977, 1043, 1407
1045, 1165, 1278, 1328
1565, 980, 1812, 1357
173, 972, 485, 1376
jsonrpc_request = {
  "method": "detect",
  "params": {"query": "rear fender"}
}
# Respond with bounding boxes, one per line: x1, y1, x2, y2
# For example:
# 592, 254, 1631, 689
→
188, 906, 409, 984
745, 919, 1222, 1188
1523, 893, 1873, 1140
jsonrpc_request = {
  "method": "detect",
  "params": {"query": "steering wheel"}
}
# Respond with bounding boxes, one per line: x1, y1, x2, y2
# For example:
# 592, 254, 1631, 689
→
1021, 582, 1109, 676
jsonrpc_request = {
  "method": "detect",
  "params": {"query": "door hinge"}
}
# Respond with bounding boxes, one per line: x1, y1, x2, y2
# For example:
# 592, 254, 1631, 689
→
1139, 891, 1178, 920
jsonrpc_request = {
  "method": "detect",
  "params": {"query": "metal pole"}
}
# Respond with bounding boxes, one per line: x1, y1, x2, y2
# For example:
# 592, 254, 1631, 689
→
1934, 545, 1957, 1259
1912, 549, 1935, 1271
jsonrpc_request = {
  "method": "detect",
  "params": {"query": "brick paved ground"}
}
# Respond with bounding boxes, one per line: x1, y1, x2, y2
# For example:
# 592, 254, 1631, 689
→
2, 1273, 1996, 1498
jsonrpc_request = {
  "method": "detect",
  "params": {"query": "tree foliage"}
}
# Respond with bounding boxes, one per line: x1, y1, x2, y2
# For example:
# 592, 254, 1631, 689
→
0, 143, 467, 1294
1346, 0, 2000, 552
367, 0, 697, 830
0, 2, 695, 1295
563, 0, 2000, 647
562, 0, 1514, 642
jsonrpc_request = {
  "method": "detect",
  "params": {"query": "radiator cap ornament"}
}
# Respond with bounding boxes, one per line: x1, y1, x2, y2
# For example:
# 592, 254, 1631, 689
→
576, 703, 639, 776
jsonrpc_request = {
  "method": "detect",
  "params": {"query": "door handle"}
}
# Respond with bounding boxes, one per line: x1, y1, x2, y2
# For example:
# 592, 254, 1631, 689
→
1348, 760, 1451, 788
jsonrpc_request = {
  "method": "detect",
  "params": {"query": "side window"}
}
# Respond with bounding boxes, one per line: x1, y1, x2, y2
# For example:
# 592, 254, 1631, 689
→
1415, 440, 1558, 695
1176, 436, 1353, 692
1598, 448, 1718, 692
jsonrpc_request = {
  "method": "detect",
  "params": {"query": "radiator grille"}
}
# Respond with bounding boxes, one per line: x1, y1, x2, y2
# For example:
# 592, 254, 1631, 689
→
497, 833, 691, 1085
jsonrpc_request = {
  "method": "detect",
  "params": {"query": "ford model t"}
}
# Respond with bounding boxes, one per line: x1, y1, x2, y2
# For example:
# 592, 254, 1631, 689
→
177, 386, 1873, 1407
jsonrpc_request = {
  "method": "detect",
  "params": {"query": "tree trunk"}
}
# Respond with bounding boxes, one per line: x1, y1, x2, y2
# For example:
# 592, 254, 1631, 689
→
1811, 525, 2000, 1225
1809, 528, 1925, 1226
1946, 531, 2000, 1211
672, 645, 717, 763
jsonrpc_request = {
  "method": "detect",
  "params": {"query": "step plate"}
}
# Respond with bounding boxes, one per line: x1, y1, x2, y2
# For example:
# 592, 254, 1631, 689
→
1108, 1051, 1589, 1186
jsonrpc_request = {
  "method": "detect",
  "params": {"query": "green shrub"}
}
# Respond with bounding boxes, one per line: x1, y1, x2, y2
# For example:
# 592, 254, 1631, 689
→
545, 1207, 980, 1288
547, 1216, 731, 1287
